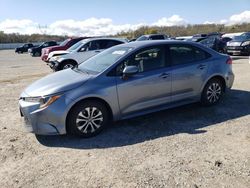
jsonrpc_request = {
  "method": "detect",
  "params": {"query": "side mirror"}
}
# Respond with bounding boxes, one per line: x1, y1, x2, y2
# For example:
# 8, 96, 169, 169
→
122, 66, 138, 79
80, 47, 86, 52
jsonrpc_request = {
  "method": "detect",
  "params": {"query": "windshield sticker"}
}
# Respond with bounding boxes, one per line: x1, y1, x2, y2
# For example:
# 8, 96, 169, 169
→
112, 50, 126, 55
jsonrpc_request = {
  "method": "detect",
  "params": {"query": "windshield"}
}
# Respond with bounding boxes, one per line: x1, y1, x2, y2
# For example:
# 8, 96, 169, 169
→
136, 36, 148, 41
78, 46, 133, 74
234, 33, 250, 40
67, 39, 88, 52
59, 39, 70, 46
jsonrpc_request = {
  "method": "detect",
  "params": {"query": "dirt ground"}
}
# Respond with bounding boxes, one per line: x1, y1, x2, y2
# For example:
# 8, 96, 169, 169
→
0, 50, 249, 188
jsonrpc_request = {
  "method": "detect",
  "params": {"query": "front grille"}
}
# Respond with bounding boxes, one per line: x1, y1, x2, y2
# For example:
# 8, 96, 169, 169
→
227, 46, 243, 50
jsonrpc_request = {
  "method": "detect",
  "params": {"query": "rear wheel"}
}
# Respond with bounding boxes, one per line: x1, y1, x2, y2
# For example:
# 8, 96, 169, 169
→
67, 100, 109, 137
201, 78, 224, 106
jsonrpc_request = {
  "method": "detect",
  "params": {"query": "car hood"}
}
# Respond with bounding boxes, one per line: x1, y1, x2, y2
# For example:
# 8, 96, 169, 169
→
227, 40, 244, 46
50, 50, 69, 56
24, 68, 90, 97
47, 46, 67, 52
229, 39, 244, 43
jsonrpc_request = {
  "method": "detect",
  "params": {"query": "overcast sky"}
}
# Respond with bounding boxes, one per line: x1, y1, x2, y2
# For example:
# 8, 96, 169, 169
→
0, 0, 250, 36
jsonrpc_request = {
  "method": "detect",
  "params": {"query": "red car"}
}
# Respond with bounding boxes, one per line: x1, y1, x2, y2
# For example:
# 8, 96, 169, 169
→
41, 37, 88, 62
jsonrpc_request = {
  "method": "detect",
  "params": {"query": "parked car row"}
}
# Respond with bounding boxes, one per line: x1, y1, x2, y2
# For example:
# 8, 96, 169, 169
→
19, 39, 234, 137
15, 32, 250, 63
180, 32, 250, 55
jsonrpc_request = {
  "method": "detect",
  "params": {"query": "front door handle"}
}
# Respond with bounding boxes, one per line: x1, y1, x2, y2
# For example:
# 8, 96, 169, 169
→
159, 73, 170, 79
197, 64, 206, 70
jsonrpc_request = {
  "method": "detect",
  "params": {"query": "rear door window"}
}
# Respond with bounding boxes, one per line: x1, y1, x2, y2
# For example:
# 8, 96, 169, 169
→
169, 44, 210, 66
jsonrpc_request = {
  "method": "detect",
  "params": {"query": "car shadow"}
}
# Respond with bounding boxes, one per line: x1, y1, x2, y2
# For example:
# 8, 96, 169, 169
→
36, 89, 250, 149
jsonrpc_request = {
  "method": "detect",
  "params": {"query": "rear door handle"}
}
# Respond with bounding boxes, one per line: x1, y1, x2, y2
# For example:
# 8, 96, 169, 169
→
197, 64, 206, 70
159, 73, 170, 79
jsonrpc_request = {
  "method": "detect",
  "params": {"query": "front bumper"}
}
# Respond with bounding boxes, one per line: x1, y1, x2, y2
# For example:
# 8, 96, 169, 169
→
47, 61, 60, 71
226, 46, 250, 55
47, 61, 59, 71
19, 93, 71, 135
41, 54, 49, 62
28, 51, 34, 56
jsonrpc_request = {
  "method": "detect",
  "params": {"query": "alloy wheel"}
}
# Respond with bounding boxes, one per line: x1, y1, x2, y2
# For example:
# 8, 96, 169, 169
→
76, 107, 104, 134
206, 83, 222, 103
63, 64, 73, 69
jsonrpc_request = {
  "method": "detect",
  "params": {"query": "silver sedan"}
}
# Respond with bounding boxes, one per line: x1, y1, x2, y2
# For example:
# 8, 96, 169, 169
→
19, 40, 234, 137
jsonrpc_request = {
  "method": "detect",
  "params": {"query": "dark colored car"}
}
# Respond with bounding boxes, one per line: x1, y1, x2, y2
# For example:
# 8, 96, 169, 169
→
41, 37, 88, 62
28, 41, 57, 57
226, 32, 250, 55
199, 36, 232, 53
188, 32, 224, 43
136, 34, 169, 41
15, 43, 34, 53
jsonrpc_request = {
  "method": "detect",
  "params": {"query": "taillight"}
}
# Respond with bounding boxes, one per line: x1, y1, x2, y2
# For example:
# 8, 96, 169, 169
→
226, 58, 232, 64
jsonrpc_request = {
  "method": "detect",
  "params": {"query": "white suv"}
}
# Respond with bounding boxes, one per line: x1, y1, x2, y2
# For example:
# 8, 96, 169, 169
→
48, 38, 127, 71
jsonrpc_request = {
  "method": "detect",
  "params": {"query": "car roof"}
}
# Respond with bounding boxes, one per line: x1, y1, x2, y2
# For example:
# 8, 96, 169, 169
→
115, 40, 220, 55
142, 34, 166, 37
79, 37, 127, 43
118, 40, 196, 48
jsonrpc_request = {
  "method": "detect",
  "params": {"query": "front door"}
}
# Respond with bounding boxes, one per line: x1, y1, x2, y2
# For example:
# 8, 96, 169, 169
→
116, 46, 172, 117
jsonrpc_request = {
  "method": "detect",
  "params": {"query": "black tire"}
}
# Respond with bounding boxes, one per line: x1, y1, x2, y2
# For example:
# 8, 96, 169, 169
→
67, 100, 109, 137
201, 78, 224, 106
57, 61, 76, 71
34, 52, 40, 57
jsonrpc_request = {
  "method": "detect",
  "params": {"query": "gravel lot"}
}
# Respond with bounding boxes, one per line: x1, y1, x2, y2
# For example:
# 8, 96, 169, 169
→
0, 50, 249, 188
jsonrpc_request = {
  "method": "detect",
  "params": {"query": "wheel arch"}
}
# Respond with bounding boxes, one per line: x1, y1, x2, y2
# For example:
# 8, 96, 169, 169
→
60, 59, 78, 65
65, 97, 113, 133
201, 75, 226, 94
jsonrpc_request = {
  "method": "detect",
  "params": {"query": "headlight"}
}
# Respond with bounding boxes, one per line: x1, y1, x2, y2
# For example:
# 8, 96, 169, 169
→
40, 95, 61, 109
241, 41, 250, 46
22, 95, 61, 109
54, 56, 61, 60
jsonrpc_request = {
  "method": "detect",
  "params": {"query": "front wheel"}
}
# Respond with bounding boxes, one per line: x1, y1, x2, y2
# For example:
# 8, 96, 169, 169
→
57, 61, 76, 71
67, 101, 109, 137
34, 52, 40, 57
201, 79, 224, 106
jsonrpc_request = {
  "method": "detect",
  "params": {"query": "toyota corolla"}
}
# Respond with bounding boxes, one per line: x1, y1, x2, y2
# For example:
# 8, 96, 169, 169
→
19, 41, 234, 137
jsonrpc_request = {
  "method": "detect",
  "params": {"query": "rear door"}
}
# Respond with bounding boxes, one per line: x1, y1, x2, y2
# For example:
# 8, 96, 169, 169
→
76, 40, 124, 63
169, 44, 211, 102
116, 45, 172, 117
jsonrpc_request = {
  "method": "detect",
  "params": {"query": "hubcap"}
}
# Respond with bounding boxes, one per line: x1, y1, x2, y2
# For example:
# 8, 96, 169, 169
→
207, 83, 221, 103
63, 64, 73, 69
76, 107, 103, 134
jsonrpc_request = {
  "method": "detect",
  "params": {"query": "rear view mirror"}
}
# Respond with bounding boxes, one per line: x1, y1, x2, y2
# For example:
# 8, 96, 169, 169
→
122, 66, 138, 79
